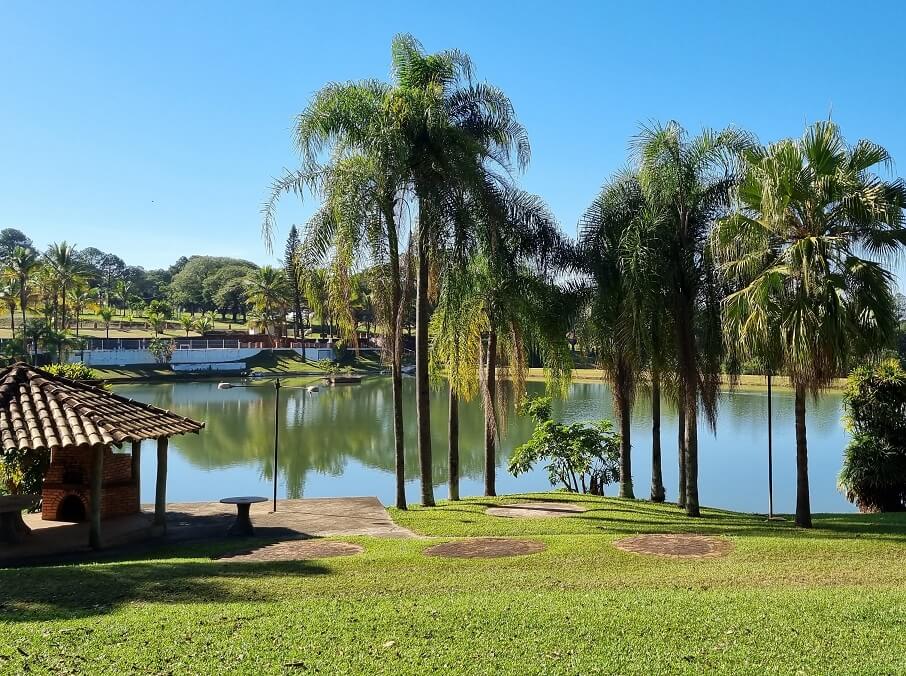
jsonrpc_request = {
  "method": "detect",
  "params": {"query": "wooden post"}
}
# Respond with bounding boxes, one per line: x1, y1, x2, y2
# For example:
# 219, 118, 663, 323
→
154, 437, 168, 530
89, 445, 104, 549
131, 440, 141, 512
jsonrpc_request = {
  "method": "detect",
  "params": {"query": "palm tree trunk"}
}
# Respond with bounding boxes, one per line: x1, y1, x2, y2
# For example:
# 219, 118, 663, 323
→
615, 369, 634, 499
650, 368, 665, 502
415, 229, 434, 507
677, 394, 687, 508
794, 385, 812, 528
449, 384, 459, 501
8, 305, 14, 342
684, 386, 699, 517
386, 209, 407, 511
484, 329, 497, 497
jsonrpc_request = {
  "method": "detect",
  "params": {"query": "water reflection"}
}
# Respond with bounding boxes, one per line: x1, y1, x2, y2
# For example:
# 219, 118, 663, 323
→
117, 377, 852, 513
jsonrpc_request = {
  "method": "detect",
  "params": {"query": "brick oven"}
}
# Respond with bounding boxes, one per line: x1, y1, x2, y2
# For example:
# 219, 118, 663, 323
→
42, 446, 139, 522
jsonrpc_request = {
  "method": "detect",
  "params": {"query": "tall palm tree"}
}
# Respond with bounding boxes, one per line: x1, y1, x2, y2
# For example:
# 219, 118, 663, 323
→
433, 186, 572, 496
7, 245, 39, 355
712, 121, 906, 527
634, 122, 749, 516
45, 241, 86, 331
245, 266, 290, 339
577, 172, 646, 499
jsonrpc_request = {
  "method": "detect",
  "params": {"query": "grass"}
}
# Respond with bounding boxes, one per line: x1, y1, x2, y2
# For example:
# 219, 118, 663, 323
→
2, 494, 906, 673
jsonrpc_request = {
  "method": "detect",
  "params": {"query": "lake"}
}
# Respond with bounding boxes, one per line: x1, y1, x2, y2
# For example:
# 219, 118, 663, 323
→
114, 376, 854, 514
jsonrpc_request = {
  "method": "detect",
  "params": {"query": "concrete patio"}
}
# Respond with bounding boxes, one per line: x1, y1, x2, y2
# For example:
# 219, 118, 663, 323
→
1, 496, 413, 566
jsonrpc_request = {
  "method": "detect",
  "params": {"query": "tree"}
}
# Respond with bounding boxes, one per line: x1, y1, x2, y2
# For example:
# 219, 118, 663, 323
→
509, 396, 621, 495
45, 241, 87, 331
245, 266, 289, 339
0, 229, 33, 260
0, 281, 17, 338
99, 306, 114, 339
7, 246, 39, 357
713, 121, 906, 527
179, 313, 195, 337
270, 35, 529, 507
634, 122, 749, 516
577, 172, 646, 499
285, 226, 305, 338
839, 359, 906, 512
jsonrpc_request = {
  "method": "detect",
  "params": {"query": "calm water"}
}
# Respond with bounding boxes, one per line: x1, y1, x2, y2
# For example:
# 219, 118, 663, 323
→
115, 377, 854, 514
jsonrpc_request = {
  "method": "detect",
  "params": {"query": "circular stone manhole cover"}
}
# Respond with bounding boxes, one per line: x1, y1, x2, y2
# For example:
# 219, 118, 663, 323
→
215, 540, 364, 562
485, 502, 587, 518
424, 537, 546, 559
613, 534, 732, 559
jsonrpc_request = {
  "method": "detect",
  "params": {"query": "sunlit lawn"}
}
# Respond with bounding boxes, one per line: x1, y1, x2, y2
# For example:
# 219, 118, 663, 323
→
1, 493, 905, 674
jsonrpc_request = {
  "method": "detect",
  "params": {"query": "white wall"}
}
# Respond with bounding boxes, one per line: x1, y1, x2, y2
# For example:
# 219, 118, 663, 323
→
71, 348, 263, 366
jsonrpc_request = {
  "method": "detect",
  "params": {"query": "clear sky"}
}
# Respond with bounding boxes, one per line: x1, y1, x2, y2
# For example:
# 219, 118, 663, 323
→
2, 1, 905, 286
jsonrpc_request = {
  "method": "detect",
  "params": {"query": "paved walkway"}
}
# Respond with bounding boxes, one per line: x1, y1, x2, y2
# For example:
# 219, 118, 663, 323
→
2, 497, 413, 566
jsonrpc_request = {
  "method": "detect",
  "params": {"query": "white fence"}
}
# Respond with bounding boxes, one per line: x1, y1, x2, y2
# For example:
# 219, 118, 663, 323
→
70, 346, 336, 367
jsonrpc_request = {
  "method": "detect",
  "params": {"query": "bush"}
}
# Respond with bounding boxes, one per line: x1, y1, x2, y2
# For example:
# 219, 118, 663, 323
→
44, 362, 98, 381
509, 396, 620, 494
838, 359, 906, 511
148, 338, 175, 364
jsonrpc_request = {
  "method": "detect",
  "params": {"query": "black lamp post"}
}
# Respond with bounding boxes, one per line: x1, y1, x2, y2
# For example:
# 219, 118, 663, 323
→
218, 376, 314, 513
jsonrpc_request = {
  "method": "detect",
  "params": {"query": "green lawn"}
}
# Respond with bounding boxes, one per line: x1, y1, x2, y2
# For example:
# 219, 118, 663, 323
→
2, 494, 905, 674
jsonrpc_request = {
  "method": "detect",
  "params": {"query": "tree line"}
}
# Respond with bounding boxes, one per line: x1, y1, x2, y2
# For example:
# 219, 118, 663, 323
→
263, 34, 906, 528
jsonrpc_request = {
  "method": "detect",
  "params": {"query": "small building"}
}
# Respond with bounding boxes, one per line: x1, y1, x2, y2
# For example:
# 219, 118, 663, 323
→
0, 362, 204, 549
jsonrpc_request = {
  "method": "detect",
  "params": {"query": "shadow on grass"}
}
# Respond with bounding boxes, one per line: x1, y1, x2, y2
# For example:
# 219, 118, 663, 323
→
0, 554, 331, 623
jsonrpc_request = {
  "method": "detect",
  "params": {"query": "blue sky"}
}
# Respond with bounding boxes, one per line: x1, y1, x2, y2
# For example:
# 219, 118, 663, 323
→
2, 1, 905, 286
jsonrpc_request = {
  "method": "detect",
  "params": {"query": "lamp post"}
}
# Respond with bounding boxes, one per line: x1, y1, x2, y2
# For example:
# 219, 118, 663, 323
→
218, 376, 310, 513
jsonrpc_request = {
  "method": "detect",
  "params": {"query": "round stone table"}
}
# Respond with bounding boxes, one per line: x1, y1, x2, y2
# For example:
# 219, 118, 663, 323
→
220, 496, 268, 536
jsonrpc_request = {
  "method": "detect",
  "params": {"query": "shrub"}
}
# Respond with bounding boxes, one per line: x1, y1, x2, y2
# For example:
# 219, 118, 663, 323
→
44, 362, 98, 381
838, 359, 906, 511
148, 338, 175, 364
509, 396, 620, 494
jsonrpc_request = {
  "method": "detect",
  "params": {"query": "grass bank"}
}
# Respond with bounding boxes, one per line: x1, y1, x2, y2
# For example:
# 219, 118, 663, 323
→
528, 368, 847, 391
1, 494, 904, 673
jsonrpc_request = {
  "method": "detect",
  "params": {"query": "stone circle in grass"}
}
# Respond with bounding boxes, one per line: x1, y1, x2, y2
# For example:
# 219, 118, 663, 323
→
613, 534, 732, 559
424, 537, 546, 559
485, 501, 587, 519
215, 540, 364, 562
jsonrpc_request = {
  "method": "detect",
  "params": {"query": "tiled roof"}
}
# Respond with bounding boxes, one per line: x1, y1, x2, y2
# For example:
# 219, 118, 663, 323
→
0, 363, 204, 453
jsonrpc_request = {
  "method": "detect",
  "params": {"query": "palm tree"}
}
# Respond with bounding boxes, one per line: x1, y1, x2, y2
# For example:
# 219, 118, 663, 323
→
577, 172, 646, 499
634, 122, 749, 516
68, 283, 97, 337
7, 245, 39, 355
271, 35, 529, 507
45, 241, 86, 331
99, 306, 114, 339
712, 121, 906, 527
0, 281, 17, 338
245, 266, 290, 340
179, 313, 195, 337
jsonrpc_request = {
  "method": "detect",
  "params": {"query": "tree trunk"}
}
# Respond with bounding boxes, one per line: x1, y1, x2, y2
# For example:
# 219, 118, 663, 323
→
415, 227, 434, 506
650, 369, 665, 502
677, 395, 687, 508
676, 293, 700, 517
794, 385, 812, 528
615, 374, 634, 499
449, 384, 460, 501
386, 204, 407, 510
484, 330, 497, 497
684, 386, 700, 517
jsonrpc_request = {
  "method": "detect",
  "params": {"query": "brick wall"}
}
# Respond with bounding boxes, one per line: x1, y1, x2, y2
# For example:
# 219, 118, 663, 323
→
42, 446, 139, 521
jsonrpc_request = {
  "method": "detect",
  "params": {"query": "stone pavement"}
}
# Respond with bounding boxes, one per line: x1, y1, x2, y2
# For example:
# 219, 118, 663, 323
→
2, 496, 413, 566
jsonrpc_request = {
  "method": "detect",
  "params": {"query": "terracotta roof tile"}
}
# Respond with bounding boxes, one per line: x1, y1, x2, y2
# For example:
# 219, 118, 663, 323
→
0, 363, 204, 453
